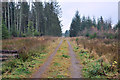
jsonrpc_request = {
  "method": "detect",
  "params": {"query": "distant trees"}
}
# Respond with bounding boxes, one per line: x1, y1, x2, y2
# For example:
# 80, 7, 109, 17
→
65, 30, 69, 37
2, 1, 62, 39
70, 11, 117, 39
114, 21, 120, 31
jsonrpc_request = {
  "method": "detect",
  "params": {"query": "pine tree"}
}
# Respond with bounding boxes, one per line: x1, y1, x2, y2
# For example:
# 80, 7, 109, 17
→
92, 17, 96, 27
44, 1, 62, 36
2, 21, 9, 39
81, 16, 86, 31
27, 21, 34, 36
20, 2, 29, 35
2, 1, 62, 38
70, 11, 81, 37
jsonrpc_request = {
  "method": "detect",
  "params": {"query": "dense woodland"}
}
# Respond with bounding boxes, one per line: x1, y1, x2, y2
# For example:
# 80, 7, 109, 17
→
1, 1, 62, 39
69, 11, 119, 39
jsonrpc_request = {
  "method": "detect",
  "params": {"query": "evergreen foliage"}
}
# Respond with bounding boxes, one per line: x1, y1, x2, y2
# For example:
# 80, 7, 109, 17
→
69, 11, 118, 39
2, 23, 9, 39
2, 1, 62, 39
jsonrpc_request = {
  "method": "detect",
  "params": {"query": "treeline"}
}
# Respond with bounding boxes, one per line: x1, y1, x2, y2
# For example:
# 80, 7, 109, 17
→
69, 11, 118, 39
1, 1, 62, 39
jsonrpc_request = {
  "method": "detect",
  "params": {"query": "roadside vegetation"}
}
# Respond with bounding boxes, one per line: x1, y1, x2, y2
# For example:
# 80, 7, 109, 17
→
70, 37, 119, 78
2, 37, 61, 78
42, 39, 71, 78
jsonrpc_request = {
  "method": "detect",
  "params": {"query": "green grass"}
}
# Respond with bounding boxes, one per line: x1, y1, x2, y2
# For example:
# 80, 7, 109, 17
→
56, 75, 66, 78
54, 62, 61, 66
2, 43, 47, 78
42, 39, 71, 78
62, 54, 70, 58
57, 49, 67, 54
74, 46, 79, 52
2, 54, 45, 78
73, 46, 118, 78
2, 37, 60, 78
1, 38, 56, 78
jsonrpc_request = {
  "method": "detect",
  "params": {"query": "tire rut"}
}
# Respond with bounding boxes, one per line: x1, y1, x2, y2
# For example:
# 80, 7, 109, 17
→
32, 40, 63, 78
67, 40, 82, 78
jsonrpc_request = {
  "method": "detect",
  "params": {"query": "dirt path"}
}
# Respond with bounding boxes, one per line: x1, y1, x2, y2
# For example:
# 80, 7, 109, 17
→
67, 40, 82, 78
32, 40, 63, 78
41, 39, 71, 78
32, 39, 82, 78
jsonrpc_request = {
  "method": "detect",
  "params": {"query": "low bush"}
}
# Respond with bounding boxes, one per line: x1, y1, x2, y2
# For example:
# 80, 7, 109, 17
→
2, 59, 23, 74
76, 38, 79, 42
21, 33, 26, 37
76, 38, 79, 45
104, 33, 116, 39
62, 54, 70, 58
34, 30, 40, 36
85, 33, 90, 37
2, 23, 10, 39
90, 33, 97, 39
74, 46, 79, 52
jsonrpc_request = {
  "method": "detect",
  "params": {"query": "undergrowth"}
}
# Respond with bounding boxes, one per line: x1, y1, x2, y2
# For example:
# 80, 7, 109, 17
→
2, 37, 59, 78
73, 46, 118, 78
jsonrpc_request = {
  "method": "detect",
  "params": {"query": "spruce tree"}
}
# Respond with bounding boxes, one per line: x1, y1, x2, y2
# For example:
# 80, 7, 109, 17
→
70, 11, 81, 37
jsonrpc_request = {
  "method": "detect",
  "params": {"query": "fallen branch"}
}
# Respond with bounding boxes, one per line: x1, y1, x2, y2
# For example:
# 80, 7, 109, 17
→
0, 50, 18, 53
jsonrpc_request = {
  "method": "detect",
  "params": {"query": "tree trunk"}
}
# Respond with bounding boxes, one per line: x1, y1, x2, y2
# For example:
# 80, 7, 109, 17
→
35, 8, 38, 32
4, 4, 7, 26
19, 3, 22, 35
8, 3, 10, 32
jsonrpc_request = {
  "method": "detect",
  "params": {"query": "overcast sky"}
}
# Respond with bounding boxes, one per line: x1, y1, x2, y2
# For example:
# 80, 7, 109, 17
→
57, 0, 119, 33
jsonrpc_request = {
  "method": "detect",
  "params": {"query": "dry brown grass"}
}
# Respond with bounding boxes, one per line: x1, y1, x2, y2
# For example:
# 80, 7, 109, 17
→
2, 37, 54, 50
70, 37, 118, 63
2, 37, 62, 78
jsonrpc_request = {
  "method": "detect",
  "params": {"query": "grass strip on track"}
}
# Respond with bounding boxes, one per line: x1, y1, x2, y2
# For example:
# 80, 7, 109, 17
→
42, 39, 71, 78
